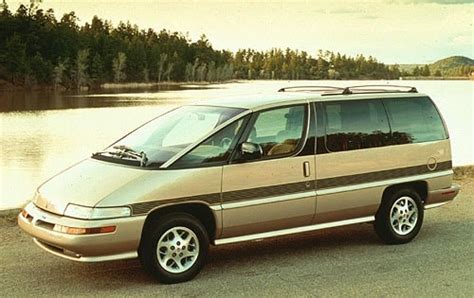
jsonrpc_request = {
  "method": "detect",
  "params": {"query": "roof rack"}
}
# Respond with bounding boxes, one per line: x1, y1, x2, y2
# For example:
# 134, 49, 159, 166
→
278, 84, 418, 95
277, 86, 345, 93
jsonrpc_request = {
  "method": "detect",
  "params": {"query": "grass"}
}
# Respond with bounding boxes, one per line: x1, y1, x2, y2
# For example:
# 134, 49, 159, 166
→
453, 165, 474, 180
0, 208, 20, 227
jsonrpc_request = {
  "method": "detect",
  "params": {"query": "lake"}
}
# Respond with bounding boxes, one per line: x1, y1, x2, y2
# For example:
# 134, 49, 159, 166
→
0, 80, 472, 210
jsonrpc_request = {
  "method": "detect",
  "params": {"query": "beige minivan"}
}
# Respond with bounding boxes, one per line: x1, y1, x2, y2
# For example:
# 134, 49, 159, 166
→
19, 85, 459, 283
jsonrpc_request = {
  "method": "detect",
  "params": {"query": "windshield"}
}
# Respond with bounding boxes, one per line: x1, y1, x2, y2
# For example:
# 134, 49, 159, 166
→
92, 105, 245, 168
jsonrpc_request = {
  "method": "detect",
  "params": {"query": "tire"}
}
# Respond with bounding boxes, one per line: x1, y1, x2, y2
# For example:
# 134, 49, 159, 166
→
138, 213, 209, 284
374, 188, 424, 245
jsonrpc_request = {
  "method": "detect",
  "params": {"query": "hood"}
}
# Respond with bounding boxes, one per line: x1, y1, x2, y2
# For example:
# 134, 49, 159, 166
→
34, 158, 147, 215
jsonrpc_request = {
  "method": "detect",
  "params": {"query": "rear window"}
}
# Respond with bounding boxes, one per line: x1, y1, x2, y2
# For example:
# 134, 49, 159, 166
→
383, 97, 447, 144
324, 100, 391, 152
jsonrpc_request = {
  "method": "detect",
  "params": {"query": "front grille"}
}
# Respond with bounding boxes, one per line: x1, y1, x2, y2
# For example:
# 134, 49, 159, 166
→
35, 220, 55, 230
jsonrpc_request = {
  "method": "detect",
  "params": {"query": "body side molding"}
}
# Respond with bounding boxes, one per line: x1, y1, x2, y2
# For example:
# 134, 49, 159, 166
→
214, 216, 374, 245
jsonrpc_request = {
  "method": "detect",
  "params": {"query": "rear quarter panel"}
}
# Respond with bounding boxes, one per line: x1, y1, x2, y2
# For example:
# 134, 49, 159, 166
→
314, 139, 452, 223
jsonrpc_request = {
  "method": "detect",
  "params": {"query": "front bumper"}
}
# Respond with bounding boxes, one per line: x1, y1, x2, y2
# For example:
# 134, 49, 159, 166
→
425, 183, 460, 209
18, 203, 146, 262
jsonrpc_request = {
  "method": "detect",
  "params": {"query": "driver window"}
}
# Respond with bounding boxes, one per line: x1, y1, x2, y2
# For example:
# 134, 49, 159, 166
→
172, 118, 246, 167
247, 105, 306, 157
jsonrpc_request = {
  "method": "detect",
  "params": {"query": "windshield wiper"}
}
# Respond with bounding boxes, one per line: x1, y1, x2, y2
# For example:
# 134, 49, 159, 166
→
92, 145, 148, 167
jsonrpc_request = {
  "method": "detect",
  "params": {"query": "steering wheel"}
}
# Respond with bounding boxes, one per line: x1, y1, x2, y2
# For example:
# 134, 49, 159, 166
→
220, 137, 232, 148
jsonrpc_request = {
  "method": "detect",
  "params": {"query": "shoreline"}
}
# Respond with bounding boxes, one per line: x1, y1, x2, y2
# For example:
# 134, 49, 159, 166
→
1, 77, 471, 92
400, 76, 472, 81
0, 80, 216, 92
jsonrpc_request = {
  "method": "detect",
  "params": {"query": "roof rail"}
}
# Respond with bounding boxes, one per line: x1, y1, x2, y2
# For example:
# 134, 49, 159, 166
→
278, 84, 418, 95
277, 86, 345, 93
341, 85, 418, 95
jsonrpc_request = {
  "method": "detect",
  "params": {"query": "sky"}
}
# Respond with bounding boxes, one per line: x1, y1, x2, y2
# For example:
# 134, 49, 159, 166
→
6, 0, 474, 64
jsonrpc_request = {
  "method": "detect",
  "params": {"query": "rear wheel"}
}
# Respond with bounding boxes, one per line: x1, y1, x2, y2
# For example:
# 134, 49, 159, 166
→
139, 213, 209, 284
374, 188, 424, 244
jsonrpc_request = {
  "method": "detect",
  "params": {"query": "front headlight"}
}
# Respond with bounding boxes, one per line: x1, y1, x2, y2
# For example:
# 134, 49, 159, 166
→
64, 204, 131, 220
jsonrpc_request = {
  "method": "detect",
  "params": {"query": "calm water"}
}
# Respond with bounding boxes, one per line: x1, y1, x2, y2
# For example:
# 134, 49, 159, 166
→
1, 80, 472, 210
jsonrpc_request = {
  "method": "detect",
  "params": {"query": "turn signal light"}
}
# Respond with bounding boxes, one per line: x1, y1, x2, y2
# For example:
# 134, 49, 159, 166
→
53, 224, 116, 235
20, 209, 29, 218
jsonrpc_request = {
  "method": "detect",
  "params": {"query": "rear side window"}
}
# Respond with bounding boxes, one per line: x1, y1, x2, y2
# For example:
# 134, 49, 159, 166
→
324, 100, 390, 152
383, 97, 447, 144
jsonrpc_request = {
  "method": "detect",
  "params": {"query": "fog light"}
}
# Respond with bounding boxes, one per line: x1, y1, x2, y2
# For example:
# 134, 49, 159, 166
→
66, 227, 88, 235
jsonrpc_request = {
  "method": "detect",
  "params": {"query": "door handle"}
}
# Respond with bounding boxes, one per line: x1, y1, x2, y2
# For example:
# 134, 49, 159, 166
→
303, 161, 311, 177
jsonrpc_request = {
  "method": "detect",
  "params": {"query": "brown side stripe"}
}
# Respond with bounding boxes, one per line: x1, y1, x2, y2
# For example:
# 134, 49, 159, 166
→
317, 160, 452, 189
223, 181, 315, 203
131, 193, 221, 215
130, 161, 452, 215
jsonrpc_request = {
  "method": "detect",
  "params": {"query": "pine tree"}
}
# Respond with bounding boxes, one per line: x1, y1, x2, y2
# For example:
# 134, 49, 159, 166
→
112, 52, 127, 83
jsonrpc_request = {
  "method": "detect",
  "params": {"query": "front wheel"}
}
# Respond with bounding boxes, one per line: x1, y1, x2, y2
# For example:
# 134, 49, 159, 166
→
374, 188, 424, 244
139, 213, 209, 284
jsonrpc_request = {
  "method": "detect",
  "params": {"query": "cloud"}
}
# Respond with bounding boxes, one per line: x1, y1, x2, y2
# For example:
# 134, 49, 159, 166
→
357, 14, 380, 19
397, 0, 473, 4
309, 7, 378, 18
329, 8, 360, 14
451, 34, 473, 45
309, 8, 363, 15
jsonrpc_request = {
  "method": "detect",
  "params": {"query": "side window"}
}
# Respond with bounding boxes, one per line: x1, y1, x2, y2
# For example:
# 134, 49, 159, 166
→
172, 118, 246, 167
245, 105, 306, 157
297, 103, 316, 156
324, 100, 390, 152
315, 103, 328, 154
384, 97, 447, 144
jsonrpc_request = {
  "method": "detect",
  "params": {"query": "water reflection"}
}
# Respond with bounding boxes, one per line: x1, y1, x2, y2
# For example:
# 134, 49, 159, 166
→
0, 84, 214, 112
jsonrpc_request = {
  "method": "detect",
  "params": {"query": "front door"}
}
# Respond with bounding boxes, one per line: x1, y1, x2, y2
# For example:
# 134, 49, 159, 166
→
220, 104, 316, 239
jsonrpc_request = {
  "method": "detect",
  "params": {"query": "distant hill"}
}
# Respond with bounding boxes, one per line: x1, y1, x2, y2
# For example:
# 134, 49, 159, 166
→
430, 56, 474, 76
394, 56, 473, 77
431, 56, 474, 68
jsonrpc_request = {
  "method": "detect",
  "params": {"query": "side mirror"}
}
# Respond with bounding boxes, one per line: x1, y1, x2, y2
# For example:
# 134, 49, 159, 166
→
240, 142, 263, 161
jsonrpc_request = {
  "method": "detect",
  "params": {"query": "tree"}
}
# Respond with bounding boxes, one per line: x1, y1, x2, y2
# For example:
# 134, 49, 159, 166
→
196, 63, 207, 81
90, 53, 104, 86
3, 34, 29, 84
53, 59, 67, 89
421, 65, 431, 77
126, 38, 147, 81
207, 61, 216, 82
164, 61, 174, 82
0, 1, 415, 89
30, 52, 52, 83
184, 63, 193, 81
142, 68, 149, 82
72, 49, 89, 89
28, 0, 43, 16
412, 66, 421, 76
0, 0, 11, 16
112, 52, 127, 83
157, 53, 167, 82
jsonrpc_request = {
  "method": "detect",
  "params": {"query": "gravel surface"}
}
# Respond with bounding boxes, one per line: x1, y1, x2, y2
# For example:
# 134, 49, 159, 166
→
1, 178, 473, 297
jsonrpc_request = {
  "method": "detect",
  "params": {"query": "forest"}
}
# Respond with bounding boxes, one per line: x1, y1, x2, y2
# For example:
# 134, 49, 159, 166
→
0, 1, 461, 90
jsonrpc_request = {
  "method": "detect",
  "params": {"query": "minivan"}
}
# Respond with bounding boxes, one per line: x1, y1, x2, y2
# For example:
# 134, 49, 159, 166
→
19, 85, 460, 283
